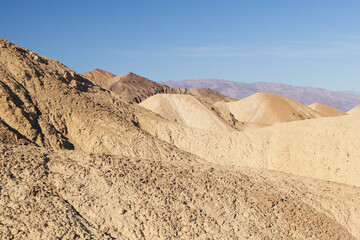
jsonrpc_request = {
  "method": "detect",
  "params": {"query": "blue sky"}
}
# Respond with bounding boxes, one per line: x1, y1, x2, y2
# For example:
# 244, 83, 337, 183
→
1, 0, 360, 91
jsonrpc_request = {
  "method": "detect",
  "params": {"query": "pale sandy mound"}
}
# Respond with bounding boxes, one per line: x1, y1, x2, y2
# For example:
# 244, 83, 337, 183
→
214, 92, 325, 127
308, 102, 347, 117
348, 104, 360, 116
140, 94, 235, 132
139, 113, 360, 188
1, 144, 360, 239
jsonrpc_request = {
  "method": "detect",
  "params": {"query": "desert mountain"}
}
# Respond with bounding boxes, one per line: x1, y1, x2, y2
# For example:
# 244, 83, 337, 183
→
2, 38, 360, 239
81, 68, 116, 82
308, 102, 347, 117
0, 37, 186, 160
81, 70, 170, 103
162, 78, 360, 111
214, 92, 325, 127
140, 94, 235, 132
348, 104, 360, 116
81, 69, 233, 104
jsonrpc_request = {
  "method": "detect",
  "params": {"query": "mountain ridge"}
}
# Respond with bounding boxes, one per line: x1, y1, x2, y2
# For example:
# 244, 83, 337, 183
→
161, 78, 360, 111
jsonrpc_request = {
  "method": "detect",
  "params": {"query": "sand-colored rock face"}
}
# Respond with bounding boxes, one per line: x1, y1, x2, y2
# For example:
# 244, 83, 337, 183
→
214, 92, 325, 126
140, 94, 235, 132
2, 38, 360, 239
0, 119, 34, 145
1, 144, 360, 239
348, 104, 360, 116
139, 112, 360, 188
308, 102, 347, 117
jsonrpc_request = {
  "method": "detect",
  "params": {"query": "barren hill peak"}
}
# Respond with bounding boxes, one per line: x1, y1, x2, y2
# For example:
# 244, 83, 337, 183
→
140, 94, 235, 132
308, 102, 347, 117
81, 68, 116, 81
214, 92, 324, 127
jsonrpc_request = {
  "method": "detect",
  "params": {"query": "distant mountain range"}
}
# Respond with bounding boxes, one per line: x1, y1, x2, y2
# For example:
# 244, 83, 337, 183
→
81, 69, 233, 104
161, 79, 360, 111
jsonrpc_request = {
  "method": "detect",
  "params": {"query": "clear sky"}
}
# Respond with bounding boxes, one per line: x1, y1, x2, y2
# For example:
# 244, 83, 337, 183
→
1, 0, 360, 92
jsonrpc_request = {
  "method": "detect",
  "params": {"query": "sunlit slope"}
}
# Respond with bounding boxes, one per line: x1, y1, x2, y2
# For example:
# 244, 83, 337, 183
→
214, 92, 325, 127
308, 102, 347, 117
347, 104, 360, 116
139, 112, 360, 187
140, 94, 235, 132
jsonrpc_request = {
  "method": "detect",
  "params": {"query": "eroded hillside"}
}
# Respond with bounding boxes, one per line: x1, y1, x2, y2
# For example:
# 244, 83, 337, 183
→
1, 144, 360, 239
1, 38, 360, 239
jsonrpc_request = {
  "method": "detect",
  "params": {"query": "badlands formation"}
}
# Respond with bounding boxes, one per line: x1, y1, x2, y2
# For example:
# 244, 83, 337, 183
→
1, 37, 360, 239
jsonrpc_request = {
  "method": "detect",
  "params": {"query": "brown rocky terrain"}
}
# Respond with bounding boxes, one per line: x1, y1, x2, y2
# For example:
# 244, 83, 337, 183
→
162, 78, 360, 111
1, 38, 360, 239
81, 68, 116, 83
81, 69, 233, 105
81, 70, 169, 103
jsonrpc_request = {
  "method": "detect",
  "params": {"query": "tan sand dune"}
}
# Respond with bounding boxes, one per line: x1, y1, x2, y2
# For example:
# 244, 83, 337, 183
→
2, 38, 360, 239
308, 102, 347, 117
214, 92, 325, 127
348, 104, 360, 116
140, 94, 235, 132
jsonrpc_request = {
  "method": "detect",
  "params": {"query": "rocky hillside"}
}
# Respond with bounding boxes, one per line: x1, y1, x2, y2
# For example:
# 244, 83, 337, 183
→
162, 78, 360, 111
81, 70, 169, 103
1, 38, 360, 239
